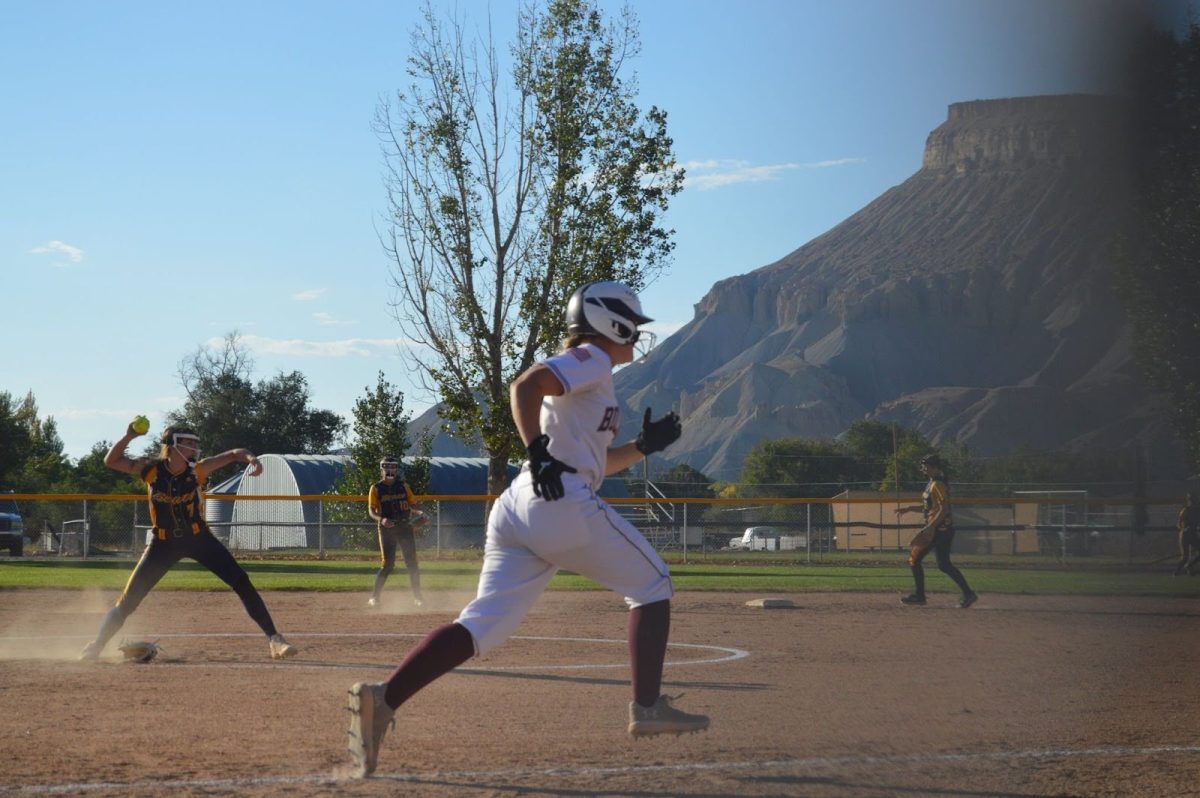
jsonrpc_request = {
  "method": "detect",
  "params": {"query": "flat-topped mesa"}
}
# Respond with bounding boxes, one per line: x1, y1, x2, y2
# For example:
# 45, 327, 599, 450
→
921, 94, 1127, 174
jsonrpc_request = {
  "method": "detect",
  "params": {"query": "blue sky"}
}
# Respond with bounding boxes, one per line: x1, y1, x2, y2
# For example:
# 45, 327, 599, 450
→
1, 0, 1174, 462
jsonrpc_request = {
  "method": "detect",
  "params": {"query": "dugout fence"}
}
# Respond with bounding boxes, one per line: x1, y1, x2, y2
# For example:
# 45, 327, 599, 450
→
0, 492, 1188, 567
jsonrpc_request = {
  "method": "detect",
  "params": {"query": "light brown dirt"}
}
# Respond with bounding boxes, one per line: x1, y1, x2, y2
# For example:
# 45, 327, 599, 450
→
1, 589, 1199, 797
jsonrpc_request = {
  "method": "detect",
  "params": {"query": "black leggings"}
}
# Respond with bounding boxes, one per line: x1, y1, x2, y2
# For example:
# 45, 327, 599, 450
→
910, 528, 972, 598
112, 528, 277, 636
1176, 530, 1200, 575
374, 525, 422, 599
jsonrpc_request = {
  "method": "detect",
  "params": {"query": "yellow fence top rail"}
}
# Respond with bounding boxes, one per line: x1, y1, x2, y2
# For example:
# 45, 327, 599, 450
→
2, 493, 1182, 506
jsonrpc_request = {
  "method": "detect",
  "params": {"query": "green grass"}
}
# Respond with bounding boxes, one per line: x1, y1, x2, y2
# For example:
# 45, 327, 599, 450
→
2, 553, 1199, 598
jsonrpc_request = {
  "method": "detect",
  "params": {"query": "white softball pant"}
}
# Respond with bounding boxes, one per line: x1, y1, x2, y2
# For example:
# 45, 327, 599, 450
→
455, 470, 674, 655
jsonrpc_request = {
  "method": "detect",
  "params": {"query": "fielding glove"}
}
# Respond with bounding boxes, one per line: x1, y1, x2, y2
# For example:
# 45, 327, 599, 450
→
527, 434, 576, 501
635, 408, 682, 456
118, 639, 161, 663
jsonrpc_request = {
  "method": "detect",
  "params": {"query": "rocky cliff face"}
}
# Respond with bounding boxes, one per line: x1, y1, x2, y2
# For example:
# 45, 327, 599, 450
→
615, 95, 1177, 480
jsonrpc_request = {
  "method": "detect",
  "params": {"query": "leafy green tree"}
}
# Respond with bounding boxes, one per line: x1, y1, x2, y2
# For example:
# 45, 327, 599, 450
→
405, 429, 434, 497
973, 445, 1136, 494
376, 0, 683, 495
1116, 22, 1200, 471
51, 442, 144, 553
0, 391, 29, 489
70, 442, 142, 495
937, 439, 984, 496
170, 333, 345, 482
841, 420, 899, 488
740, 438, 857, 499
338, 372, 418, 498
0, 391, 69, 492
876, 427, 934, 493
653, 462, 715, 523
653, 463, 714, 497
332, 372, 430, 549
251, 371, 344, 455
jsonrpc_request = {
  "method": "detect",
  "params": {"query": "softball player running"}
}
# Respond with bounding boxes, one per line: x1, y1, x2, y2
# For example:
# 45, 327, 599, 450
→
346, 281, 708, 777
1174, 491, 1200, 576
79, 424, 298, 661
895, 453, 977, 608
367, 456, 425, 607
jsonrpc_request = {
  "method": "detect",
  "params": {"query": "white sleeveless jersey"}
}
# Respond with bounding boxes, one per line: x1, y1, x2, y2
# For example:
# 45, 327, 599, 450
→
540, 343, 620, 489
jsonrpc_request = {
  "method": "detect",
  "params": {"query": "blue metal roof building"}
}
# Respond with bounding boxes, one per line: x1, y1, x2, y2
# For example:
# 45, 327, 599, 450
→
206, 454, 628, 550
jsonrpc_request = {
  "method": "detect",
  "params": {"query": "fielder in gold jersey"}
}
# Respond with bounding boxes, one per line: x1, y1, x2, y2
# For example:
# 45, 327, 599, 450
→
366, 456, 425, 608
895, 453, 977, 608
1175, 491, 1200, 576
79, 423, 298, 661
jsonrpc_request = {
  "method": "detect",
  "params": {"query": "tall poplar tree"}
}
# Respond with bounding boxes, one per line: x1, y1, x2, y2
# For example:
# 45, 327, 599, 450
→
376, 0, 683, 494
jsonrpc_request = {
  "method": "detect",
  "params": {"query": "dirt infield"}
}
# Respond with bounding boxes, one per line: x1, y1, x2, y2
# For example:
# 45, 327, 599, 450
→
1, 588, 1199, 797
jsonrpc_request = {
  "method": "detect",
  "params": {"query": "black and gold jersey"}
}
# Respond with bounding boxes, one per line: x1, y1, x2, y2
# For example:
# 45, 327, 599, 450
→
1180, 505, 1200, 534
140, 461, 209, 539
922, 478, 954, 531
369, 479, 417, 522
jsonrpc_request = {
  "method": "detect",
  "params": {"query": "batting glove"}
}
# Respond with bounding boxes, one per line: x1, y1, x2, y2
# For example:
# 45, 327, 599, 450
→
635, 408, 682, 456
527, 434, 576, 501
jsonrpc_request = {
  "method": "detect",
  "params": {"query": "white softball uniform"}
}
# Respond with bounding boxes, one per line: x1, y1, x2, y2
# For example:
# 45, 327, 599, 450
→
455, 343, 674, 655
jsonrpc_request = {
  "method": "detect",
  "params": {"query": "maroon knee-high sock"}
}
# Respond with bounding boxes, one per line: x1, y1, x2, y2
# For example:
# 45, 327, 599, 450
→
629, 600, 670, 707
383, 622, 475, 709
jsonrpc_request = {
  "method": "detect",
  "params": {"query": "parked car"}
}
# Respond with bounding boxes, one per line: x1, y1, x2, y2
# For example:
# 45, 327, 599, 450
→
728, 526, 780, 550
0, 493, 25, 556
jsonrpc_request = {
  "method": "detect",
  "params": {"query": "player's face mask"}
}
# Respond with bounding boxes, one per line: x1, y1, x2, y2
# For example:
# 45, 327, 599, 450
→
381, 465, 399, 480
631, 328, 657, 362
171, 434, 201, 466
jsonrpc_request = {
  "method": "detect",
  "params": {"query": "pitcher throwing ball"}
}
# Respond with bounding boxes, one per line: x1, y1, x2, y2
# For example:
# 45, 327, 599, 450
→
79, 423, 298, 661
346, 281, 709, 777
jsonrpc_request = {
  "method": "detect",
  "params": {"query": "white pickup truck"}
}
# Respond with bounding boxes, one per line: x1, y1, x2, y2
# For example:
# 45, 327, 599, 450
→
728, 526, 778, 550
728, 526, 807, 551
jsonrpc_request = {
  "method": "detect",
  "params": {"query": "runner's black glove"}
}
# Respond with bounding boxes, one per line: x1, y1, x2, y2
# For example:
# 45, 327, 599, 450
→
527, 434, 576, 501
635, 408, 682, 455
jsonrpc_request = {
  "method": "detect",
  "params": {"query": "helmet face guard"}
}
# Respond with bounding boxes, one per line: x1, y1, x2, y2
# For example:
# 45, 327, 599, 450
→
164, 430, 201, 465
379, 457, 400, 478
566, 281, 654, 348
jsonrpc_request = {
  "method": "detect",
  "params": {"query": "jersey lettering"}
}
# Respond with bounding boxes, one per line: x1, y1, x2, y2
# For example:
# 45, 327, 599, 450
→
597, 406, 620, 433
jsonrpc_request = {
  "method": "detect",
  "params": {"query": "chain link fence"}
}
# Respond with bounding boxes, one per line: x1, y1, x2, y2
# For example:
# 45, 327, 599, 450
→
0, 491, 1187, 568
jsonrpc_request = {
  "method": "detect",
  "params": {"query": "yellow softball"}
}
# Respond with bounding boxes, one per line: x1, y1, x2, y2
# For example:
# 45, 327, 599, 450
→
131, 415, 150, 435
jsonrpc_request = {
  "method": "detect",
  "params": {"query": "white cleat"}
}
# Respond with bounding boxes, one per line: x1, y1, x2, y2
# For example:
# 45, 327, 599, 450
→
79, 640, 102, 662
367, 597, 380, 609
627, 695, 710, 737
347, 682, 394, 777
269, 634, 298, 660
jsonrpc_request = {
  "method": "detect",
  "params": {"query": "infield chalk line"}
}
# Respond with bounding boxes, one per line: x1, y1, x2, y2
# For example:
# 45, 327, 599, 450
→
3, 744, 1199, 795
0, 632, 749, 671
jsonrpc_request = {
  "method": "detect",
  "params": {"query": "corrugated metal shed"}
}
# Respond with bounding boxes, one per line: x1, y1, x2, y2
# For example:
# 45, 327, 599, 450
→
205, 453, 629, 550
231, 454, 349, 549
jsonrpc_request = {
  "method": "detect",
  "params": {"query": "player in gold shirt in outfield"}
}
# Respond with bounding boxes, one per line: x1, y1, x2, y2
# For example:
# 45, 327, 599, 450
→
1174, 491, 1200, 576
895, 453, 978, 608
